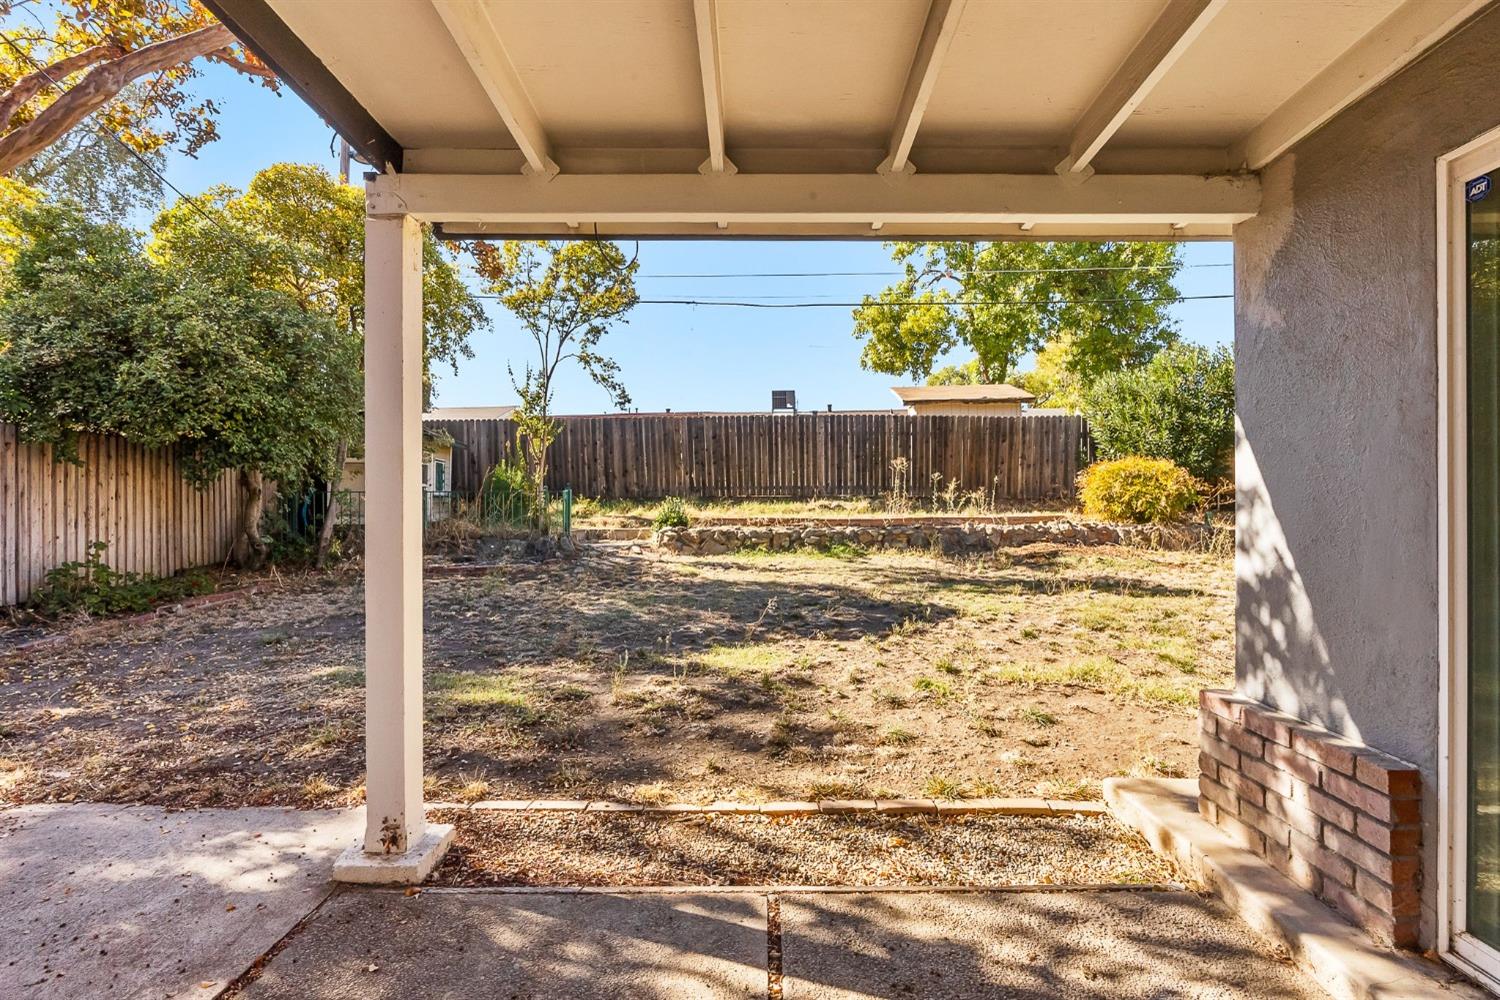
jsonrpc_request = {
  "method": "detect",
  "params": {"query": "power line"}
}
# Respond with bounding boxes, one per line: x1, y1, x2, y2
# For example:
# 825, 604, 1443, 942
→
636, 262, 1234, 279
475, 293, 1234, 308
0, 26, 242, 242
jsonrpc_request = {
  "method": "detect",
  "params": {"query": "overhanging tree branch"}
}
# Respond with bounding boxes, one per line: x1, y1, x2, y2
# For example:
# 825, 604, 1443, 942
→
0, 40, 124, 129
0, 23, 234, 175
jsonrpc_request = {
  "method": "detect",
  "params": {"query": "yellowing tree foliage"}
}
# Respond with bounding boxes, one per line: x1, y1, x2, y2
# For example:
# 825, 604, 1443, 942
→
0, 0, 273, 175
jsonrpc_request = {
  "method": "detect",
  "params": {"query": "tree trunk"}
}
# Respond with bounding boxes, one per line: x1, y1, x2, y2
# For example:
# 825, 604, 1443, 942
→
315, 440, 349, 568
232, 469, 270, 570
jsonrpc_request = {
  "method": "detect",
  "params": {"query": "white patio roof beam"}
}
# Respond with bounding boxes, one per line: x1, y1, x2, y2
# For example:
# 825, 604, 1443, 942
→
879, 0, 968, 176
692, 0, 735, 175
1056, 0, 1227, 178
432, 0, 559, 178
1230, 0, 1492, 170
367, 171, 1260, 226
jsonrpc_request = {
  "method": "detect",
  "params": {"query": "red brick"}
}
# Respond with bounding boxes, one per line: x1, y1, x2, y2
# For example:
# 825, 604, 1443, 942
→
1198, 751, 1218, 783
1240, 755, 1295, 799
1266, 841, 1322, 893
1200, 712, 1218, 737
1221, 768, 1266, 808
1199, 774, 1239, 816
1324, 771, 1421, 825
1265, 740, 1323, 786
1355, 815, 1420, 857
1198, 796, 1218, 824
1221, 724, 1266, 758
1291, 829, 1354, 887
1320, 880, 1419, 948
1243, 705, 1298, 746
1307, 787, 1356, 831
1353, 754, 1421, 797
1216, 810, 1266, 854
1293, 729, 1359, 774
1201, 689, 1246, 725
1199, 731, 1240, 771
1322, 824, 1418, 885
1355, 868, 1421, 918
1263, 792, 1323, 840
1240, 800, 1291, 847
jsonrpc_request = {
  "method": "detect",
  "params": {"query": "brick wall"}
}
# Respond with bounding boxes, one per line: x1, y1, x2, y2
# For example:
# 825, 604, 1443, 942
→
1199, 689, 1421, 947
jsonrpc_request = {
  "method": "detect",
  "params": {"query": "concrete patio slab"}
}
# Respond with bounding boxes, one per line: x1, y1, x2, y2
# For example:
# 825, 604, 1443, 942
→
778, 889, 1330, 999
0, 803, 361, 1000
239, 889, 768, 999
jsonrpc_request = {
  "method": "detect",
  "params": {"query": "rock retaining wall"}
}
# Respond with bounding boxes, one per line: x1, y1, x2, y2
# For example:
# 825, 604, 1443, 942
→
654, 520, 1213, 555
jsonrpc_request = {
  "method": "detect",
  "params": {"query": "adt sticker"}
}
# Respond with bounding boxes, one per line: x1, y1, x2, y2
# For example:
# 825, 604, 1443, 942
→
1467, 175, 1493, 203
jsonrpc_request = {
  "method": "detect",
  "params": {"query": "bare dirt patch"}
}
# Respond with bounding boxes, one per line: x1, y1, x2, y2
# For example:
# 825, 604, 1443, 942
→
0, 542, 1229, 810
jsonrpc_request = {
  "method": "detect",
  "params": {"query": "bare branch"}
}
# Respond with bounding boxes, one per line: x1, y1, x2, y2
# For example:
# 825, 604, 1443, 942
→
0, 24, 234, 175
0, 40, 124, 131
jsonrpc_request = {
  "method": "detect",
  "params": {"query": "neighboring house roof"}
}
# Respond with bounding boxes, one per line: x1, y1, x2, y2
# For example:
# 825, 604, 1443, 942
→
891, 384, 1036, 405
423, 406, 516, 421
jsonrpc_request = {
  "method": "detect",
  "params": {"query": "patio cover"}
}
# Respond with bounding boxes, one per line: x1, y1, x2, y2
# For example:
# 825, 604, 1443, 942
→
201, 0, 1495, 876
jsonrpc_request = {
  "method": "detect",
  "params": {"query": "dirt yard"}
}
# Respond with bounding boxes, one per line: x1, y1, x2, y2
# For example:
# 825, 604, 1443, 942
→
0, 542, 1229, 810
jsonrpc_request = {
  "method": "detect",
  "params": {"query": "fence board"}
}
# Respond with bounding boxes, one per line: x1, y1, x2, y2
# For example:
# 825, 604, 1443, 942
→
432, 412, 1088, 503
1, 423, 246, 607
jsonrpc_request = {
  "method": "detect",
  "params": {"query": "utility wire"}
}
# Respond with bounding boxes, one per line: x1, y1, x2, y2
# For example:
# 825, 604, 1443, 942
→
0, 25, 242, 242
637, 262, 1233, 279
475, 293, 1233, 308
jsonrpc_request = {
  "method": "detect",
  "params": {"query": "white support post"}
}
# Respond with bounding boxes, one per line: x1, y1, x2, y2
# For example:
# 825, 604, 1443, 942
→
334, 210, 453, 884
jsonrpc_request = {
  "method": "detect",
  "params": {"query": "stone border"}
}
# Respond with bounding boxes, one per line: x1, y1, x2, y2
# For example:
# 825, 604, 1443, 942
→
426, 797, 1108, 817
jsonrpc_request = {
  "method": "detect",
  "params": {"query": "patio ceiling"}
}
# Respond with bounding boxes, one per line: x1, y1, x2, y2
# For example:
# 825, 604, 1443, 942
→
207, 0, 1492, 237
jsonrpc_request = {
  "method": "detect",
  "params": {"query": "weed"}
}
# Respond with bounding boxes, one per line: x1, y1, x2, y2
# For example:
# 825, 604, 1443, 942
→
935, 656, 962, 675
924, 774, 967, 799
883, 727, 917, 746
29, 541, 213, 618
1020, 706, 1058, 726
912, 675, 954, 700
429, 672, 539, 723
806, 779, 870, 800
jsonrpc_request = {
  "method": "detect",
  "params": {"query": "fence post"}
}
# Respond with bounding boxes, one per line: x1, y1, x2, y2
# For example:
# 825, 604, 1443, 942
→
562, 487, 572, 537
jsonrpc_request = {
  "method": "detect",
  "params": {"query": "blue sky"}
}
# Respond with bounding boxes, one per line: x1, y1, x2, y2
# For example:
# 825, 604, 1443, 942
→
158, 62, 1233, 415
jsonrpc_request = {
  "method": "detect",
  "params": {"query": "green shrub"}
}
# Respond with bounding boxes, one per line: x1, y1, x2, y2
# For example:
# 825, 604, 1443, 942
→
1082, 344, 1234, 481
1078, 457, 1200, 524
480, 448, 538, 527
29, 541, 213, 618
653, 496, 690, 530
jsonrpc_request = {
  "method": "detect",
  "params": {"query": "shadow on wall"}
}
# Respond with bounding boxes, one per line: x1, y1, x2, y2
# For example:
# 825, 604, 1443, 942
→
1235, 414, 1359, 742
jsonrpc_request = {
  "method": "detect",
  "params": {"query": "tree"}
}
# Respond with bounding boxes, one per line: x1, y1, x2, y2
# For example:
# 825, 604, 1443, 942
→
467, 240, 638, 515
0, 0, 274, 175
13, 89, 166, 221
852, 242, 1182, 385
151, 163, 489, 563
926, 359, 983, 386
1082, 343, 1235, 482
0, 199, 360, 567
1010, 334, 1087, 412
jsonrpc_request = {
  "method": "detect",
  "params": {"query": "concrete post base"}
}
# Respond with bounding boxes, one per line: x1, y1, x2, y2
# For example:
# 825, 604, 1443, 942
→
332, 823, 455, 885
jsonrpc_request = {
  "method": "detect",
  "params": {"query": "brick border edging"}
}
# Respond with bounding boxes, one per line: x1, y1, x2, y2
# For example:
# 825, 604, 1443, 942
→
426, 797, 1109, 817
1199, 689, 1422, 948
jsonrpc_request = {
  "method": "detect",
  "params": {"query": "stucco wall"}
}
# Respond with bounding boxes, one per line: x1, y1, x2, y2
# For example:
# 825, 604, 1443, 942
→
1234, 5, 1500, 945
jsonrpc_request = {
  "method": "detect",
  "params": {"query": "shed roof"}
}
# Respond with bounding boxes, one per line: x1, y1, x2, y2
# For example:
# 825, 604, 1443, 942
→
423, 406, 516, 421
892, 384, 1037, 405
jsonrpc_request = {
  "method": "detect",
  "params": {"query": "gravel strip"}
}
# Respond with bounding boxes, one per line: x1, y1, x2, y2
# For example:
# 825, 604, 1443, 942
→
430, 809, 1187, 888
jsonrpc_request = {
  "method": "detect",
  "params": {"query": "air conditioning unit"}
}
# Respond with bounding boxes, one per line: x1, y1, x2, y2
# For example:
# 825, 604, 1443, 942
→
771, 389, 797, 412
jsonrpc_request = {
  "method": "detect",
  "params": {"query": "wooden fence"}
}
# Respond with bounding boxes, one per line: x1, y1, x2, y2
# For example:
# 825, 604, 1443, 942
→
1, 424, 246, 607
430, 412, 1090, 502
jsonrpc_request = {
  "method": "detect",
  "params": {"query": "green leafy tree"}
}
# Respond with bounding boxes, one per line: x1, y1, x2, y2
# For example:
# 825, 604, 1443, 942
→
151, 163, 488, 562
1082, 343, 1235, 482
852, 241, 1182, 384
925, 359, 983, 386
467, 239, 638, 517
0, 199, 360, 568
1010, 334, 1087, 412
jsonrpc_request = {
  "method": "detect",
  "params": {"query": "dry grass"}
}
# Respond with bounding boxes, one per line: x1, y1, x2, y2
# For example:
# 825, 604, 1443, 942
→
0, 541, 1230, 810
